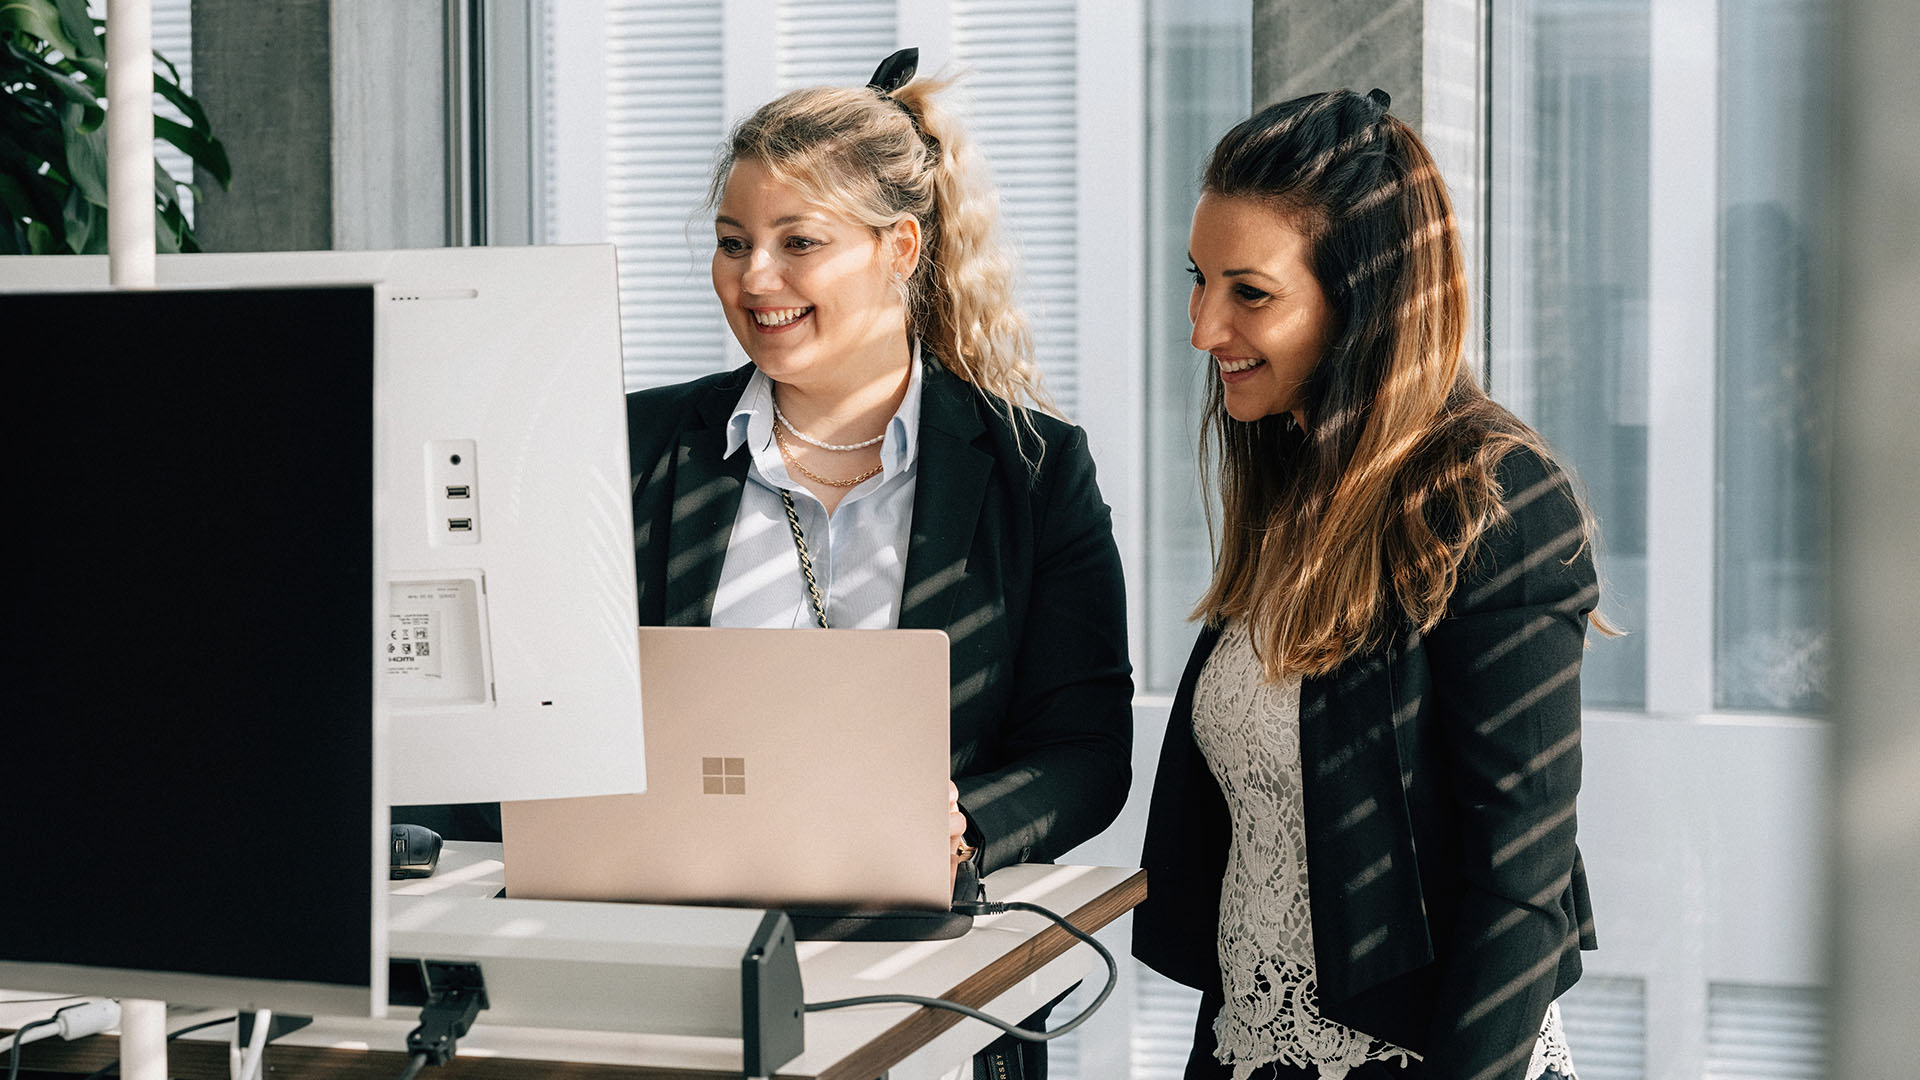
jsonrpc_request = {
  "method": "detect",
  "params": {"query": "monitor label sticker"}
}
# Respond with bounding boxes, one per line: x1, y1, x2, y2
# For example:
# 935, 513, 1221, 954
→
387, 585, 461, 681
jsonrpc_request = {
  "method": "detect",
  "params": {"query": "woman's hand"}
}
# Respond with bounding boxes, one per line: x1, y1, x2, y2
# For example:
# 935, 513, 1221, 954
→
949, 781, 972, 892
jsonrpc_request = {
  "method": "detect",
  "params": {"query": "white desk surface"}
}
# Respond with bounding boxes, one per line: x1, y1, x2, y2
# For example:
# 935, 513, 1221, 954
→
4, 842, 1146, 1080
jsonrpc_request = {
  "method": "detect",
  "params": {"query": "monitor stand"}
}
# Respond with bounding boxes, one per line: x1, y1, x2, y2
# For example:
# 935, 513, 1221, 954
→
120, 999, 166, 1080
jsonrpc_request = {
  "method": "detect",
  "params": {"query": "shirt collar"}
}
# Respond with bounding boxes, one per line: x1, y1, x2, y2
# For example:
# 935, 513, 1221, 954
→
723, 340, 925, 480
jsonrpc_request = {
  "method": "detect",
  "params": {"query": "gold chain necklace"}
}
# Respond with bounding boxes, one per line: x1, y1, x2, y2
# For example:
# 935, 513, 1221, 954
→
774, 424, 883, 488
778, 489, 830, 628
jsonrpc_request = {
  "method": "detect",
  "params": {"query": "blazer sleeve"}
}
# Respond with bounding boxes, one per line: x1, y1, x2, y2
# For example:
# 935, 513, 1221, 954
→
1417, 447, 1599, 1080
955, 425, 1134, 871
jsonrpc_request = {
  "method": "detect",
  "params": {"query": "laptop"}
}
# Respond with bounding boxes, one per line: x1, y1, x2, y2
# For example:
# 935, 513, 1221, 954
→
500, 626, 969, 939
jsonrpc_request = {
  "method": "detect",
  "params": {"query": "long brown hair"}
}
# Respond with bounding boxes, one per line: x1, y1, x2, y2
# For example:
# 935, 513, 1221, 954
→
1193, 89, 1603, 679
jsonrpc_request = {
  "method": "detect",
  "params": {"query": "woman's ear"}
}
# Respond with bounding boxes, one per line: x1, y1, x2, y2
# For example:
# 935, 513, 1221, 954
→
888, 217, 923, 278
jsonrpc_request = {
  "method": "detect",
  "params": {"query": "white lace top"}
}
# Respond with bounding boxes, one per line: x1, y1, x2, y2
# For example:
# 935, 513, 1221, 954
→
1191, 619, 1577, 1080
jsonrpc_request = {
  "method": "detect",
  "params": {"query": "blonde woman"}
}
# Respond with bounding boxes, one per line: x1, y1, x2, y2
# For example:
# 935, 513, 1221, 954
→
627, 49, 1131, 1058
1134, 90, 1600, 1080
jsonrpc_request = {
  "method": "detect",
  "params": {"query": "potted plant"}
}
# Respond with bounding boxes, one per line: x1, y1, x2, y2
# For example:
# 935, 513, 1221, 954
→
1, 0, 230, 254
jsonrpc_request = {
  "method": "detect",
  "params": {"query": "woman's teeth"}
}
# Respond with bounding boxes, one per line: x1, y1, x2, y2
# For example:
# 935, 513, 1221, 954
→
753, 307, 811, 327
1219, 356, 1265, 373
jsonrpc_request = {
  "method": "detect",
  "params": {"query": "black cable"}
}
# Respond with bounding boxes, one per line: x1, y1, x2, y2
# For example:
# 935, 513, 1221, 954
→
168, 1016, 238, 1041
802, 899, 1118, 1041
73, 1013, 240, 1080
6, 1019, 59, 1080
395, 1050, 432, 1080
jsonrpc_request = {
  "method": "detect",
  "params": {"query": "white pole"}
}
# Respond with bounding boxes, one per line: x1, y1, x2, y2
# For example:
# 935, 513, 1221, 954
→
106, 0, 156, 288
107, 2, 162, 1069
117, 998, 167, 1080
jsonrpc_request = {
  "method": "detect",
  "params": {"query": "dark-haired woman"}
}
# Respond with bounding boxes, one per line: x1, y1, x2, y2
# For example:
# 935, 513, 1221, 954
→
1133, 89, 1600, 1080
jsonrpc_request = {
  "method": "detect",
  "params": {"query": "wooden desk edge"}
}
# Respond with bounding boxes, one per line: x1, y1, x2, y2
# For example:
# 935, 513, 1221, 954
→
811, 866, 1147, 1080
5, 868, 1150, 1080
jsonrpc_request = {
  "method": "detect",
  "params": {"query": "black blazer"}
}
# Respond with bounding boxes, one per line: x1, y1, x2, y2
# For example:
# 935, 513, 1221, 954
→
1132, 446, 1599, 1080
626, 360, 1134, 872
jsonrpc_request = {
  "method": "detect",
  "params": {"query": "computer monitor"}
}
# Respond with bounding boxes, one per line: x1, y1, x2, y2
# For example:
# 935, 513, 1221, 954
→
0, 284, 386, 1016
3, 247, 648, 807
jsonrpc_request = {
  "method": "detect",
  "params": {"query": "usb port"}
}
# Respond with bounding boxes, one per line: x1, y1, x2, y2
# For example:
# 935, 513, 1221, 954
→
445, 485, 471, 499
448, 518, 474, 532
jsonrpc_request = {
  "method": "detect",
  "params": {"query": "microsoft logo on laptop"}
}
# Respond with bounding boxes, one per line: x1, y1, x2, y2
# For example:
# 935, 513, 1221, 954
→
702, 756, 746, 795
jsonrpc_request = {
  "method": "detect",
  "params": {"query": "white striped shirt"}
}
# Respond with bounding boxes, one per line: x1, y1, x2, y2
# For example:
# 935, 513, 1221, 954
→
708, 352, 924, 629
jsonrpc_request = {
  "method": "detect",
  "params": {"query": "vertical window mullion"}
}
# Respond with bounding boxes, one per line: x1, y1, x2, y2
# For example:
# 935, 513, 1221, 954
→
1644, 0, 1718, 717
1073, 0, 1147, 676
545, 0, 605, 244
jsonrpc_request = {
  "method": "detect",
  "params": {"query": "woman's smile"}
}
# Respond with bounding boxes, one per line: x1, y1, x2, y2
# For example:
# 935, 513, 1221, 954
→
1215, 353, 1268, 381
748, 305, 814, 333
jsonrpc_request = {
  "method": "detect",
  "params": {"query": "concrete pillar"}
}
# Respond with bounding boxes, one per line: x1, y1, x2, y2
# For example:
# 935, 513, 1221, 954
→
1252, 0, 1424, 126
189, 0, 334, 251
189, 0, 450, 251
1831, 0, 1920, 1074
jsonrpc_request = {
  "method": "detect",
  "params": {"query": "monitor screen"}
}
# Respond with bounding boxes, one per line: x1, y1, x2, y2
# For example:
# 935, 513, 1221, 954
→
0, 285, 385, 1016
3, 247, 648, 807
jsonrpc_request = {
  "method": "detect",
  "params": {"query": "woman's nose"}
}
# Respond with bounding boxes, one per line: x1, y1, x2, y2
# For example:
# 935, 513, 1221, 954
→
1190, 291, 1230, 352
740, 248, 782, 293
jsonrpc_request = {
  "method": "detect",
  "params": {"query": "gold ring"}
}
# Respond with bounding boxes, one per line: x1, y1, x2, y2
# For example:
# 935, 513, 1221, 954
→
953, 840, 975, 860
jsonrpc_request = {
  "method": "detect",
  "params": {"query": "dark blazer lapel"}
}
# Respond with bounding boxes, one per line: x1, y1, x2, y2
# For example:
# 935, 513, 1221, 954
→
1299, 655, 1435, 1004
660, 375, 750, 627
900, 363, 992, 633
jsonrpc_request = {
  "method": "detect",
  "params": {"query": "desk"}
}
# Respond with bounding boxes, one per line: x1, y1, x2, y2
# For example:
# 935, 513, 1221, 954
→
4, 845, 1145, 1080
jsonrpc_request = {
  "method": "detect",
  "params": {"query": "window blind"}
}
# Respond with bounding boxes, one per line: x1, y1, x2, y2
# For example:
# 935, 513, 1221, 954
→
604, 0, 727, 390
1557, 975, 1648, 1080
1705, 983, 1827, 1080
1131, 961, 1202, 1079
775, 0, 896, 93
953, 0, 1079, 417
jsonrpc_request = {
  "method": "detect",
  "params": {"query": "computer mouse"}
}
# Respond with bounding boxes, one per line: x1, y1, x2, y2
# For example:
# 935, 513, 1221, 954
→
390, 823, 443, 879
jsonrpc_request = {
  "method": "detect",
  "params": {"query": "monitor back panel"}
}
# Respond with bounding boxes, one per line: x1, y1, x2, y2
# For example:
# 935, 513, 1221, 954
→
502, 626, 951, 911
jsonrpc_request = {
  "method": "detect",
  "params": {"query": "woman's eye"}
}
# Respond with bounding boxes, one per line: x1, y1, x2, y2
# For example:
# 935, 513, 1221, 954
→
1234, 284, 1269, 302
785, 236, 820, 252
716, 236, 747, 256
1186, 263, 1203, 285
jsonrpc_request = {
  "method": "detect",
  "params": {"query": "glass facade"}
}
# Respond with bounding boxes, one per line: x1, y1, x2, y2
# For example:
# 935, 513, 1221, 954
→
1142, 0, 1250, 693
1715, 0, 1833, 713
1495, 0, 1652, 710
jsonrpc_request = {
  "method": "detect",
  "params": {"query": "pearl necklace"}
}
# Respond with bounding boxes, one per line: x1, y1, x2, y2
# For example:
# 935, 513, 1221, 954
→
771, 394, 886, 451
774, 425, 884, 488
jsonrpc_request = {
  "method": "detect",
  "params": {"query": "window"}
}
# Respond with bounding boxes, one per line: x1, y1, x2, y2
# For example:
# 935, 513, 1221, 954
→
1491, 0, 1832, 718
1141, 0, 1250, 693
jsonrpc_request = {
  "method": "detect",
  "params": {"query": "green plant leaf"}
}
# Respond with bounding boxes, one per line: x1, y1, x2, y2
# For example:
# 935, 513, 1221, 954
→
63, 51, 101, 83
151, 155, 178, 208
155, 204, 181, 253
26, 218, 56, 254
60, 181, 95, 252
153, 56, 213, 131
60, 101, 106, 206
153, 115, 232, 189
6, 35, 100, 115
50, 0, 98, 60
0, 130, 66, 226
0, 0, 78, 57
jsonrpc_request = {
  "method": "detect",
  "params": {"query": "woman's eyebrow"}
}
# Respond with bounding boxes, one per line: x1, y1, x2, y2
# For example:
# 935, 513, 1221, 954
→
713, 213, 819, 228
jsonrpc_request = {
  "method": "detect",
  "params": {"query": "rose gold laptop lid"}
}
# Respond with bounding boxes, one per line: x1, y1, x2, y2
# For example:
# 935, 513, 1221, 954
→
500, 626, 952, 911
